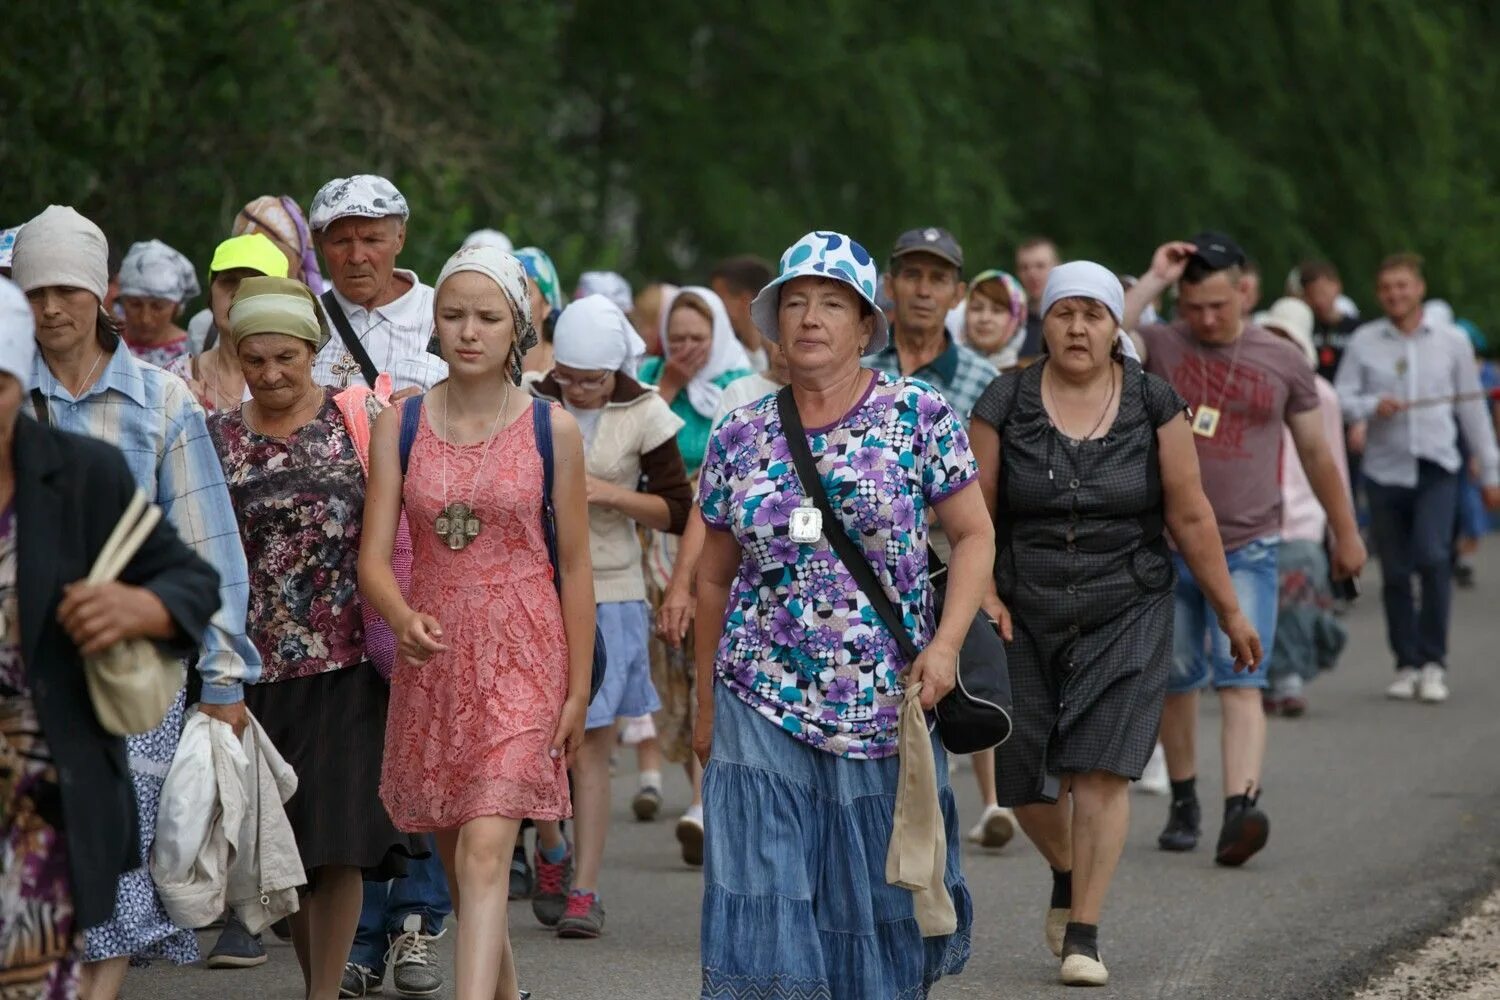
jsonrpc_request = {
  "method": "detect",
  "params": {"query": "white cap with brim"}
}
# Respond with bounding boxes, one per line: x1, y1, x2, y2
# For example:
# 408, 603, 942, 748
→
0, 276, 37, 391
750, 230, 890, 355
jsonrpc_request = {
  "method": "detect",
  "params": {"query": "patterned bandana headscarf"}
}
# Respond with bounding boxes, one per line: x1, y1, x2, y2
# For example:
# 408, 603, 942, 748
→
967, 269, 1027, 330
118, 239, 201, 303
435, 245, 536, 385
0, 226, 21, 271
234, 195, 325, 294
513, 246, 563, 313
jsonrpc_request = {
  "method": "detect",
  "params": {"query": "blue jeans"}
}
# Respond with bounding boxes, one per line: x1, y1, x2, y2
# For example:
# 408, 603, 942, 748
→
1366, 461, 1459, 669
349, 843, 452, 971
1170, 537, 1280, 693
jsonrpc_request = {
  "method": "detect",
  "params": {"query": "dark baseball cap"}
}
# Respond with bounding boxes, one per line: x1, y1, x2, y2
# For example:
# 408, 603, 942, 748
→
1187, 231, 1246, 271
891, 227, 964, 271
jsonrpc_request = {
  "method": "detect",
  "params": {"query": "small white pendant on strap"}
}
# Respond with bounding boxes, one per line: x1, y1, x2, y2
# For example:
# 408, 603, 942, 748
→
789, 499, 823, 544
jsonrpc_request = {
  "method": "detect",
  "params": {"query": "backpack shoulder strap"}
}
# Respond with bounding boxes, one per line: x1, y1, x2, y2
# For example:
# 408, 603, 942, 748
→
531, 400, 562, 593
398, 394, 424, 477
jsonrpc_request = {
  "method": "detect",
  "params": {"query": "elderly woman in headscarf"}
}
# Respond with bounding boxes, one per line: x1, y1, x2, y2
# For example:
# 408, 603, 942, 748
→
635, 285, 755, 864
0, 276, 220, 999
969, 261, 1259, 987
11, 206, 261, 998
117, 239, 201, 380
526, 294, 691, 938
188, 233, 291, 411
207, 277, 422, 1000
233, 195, 326, 294
693, 231, 993, 998
514, 246, 564, 375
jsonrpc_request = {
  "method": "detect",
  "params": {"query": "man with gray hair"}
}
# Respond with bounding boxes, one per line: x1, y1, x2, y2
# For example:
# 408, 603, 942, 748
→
309, 174, 447, 397
306, 176, 453, 998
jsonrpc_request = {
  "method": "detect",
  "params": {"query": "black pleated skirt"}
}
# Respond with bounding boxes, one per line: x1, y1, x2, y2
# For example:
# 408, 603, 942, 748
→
245, 662, 426, 883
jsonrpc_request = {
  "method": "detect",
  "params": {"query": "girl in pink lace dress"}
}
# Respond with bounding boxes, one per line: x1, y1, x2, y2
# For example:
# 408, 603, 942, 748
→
360, 245, 593, 1000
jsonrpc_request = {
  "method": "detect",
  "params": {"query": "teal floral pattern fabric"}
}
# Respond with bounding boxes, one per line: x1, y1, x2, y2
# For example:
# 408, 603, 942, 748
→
697, 372, 977, 760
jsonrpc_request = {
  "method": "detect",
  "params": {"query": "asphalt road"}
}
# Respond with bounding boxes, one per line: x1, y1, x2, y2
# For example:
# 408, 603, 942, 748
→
134, 548, 1500, 1000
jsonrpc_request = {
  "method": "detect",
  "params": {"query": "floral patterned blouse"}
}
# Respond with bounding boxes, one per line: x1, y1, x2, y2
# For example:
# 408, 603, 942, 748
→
208, 390, 365, 683
698, 371, 979, 759
125, 334, 193, 383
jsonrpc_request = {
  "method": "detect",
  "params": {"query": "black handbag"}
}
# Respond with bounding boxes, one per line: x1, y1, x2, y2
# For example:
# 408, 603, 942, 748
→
776, 386, 1012, 754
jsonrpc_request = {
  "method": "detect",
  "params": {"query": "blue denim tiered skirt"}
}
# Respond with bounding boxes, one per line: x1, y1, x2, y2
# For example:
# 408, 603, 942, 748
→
700, 684, 971, 1000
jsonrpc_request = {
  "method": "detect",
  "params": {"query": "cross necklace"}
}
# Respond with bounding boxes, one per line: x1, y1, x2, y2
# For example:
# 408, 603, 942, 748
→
436, 380, 511, 551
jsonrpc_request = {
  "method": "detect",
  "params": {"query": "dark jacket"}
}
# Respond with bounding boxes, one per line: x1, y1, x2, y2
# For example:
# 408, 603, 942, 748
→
12, 413, 221, 928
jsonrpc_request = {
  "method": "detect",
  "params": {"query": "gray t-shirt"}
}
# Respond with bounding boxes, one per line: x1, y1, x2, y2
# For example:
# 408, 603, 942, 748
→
1139, 320, 1319, 550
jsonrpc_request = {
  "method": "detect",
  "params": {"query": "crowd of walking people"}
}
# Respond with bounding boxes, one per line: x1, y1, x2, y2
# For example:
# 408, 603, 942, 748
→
0, 176, 1495, 999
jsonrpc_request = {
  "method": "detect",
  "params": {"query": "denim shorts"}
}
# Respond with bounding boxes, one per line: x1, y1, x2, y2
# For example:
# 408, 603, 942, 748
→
586, 601, 661, 730
1170, 537, 1280, 693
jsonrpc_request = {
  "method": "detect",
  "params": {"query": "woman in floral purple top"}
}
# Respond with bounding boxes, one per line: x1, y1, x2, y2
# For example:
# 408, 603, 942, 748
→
207, 277, 419, 999
692, 232, 996, 999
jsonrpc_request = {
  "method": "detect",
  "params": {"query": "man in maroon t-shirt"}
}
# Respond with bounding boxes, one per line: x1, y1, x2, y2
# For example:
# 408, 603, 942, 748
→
1124, 233, 1366, 867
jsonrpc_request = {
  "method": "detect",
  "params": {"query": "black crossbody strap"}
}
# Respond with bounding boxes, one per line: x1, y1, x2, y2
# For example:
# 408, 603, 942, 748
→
29, 389, 49, 428
320, 290, 379, 388
775, 386, 921, 666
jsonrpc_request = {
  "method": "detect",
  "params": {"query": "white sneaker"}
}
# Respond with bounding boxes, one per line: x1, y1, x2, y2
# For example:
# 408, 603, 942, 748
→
1386, 667, 1420, 701
1417, 663, 1449, 704
965, 805, 1016, 849
1135, 743, 1170, 795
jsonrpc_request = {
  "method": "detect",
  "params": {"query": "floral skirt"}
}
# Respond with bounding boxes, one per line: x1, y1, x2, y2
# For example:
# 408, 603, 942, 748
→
700, 684, 970, 999
0, 698, 79, 999
1267, 539, 1349, 686
83, 689, 197, 965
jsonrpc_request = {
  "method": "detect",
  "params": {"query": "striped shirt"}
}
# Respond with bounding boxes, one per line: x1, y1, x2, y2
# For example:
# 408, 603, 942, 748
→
25, 347, 261, 702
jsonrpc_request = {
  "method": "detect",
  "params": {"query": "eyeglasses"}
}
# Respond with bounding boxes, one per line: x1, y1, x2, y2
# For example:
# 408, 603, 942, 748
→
552, 372, 611, 389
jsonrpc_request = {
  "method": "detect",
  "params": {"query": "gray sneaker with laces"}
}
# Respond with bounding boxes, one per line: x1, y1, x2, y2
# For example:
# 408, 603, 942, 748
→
339, 962, 383, 998
387, 913, 445, 998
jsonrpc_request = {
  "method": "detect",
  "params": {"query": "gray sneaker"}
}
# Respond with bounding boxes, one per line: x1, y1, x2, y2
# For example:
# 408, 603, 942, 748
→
556, 890, 605, 939
339, 963, 383, 998
206, 912, 267, 969
386, 913, 444, 998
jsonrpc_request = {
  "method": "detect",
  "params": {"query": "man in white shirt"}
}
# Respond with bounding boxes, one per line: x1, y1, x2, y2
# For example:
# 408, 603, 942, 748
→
310, 175, 453, 998
308, 174, 448, 397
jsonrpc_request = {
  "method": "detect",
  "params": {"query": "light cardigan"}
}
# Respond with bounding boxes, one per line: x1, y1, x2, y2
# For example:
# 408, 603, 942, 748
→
530, 374, 692, 602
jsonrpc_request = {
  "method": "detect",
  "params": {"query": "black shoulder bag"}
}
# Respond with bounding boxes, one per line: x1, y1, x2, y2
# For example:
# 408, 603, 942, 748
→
321, 290, 379, 388
776, 386, 1012, 754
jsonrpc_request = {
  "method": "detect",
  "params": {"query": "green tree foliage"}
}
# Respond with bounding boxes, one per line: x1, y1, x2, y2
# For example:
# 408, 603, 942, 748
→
4, 0, 1499, 331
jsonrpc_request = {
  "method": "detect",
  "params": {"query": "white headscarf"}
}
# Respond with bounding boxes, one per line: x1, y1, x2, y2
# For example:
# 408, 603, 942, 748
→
435, 245, 535, 384
118, 239, 201, 303
554, 294, 646, 374
11, 206, 110, 302
575, 271, 634, 314
462, 228, 514, 252
660, 285, 751, 418
0, 276, 36, 391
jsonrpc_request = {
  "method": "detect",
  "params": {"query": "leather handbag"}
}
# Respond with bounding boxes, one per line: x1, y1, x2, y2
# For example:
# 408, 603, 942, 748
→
776, 386, 1012, 754
84, 490, 186, 736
